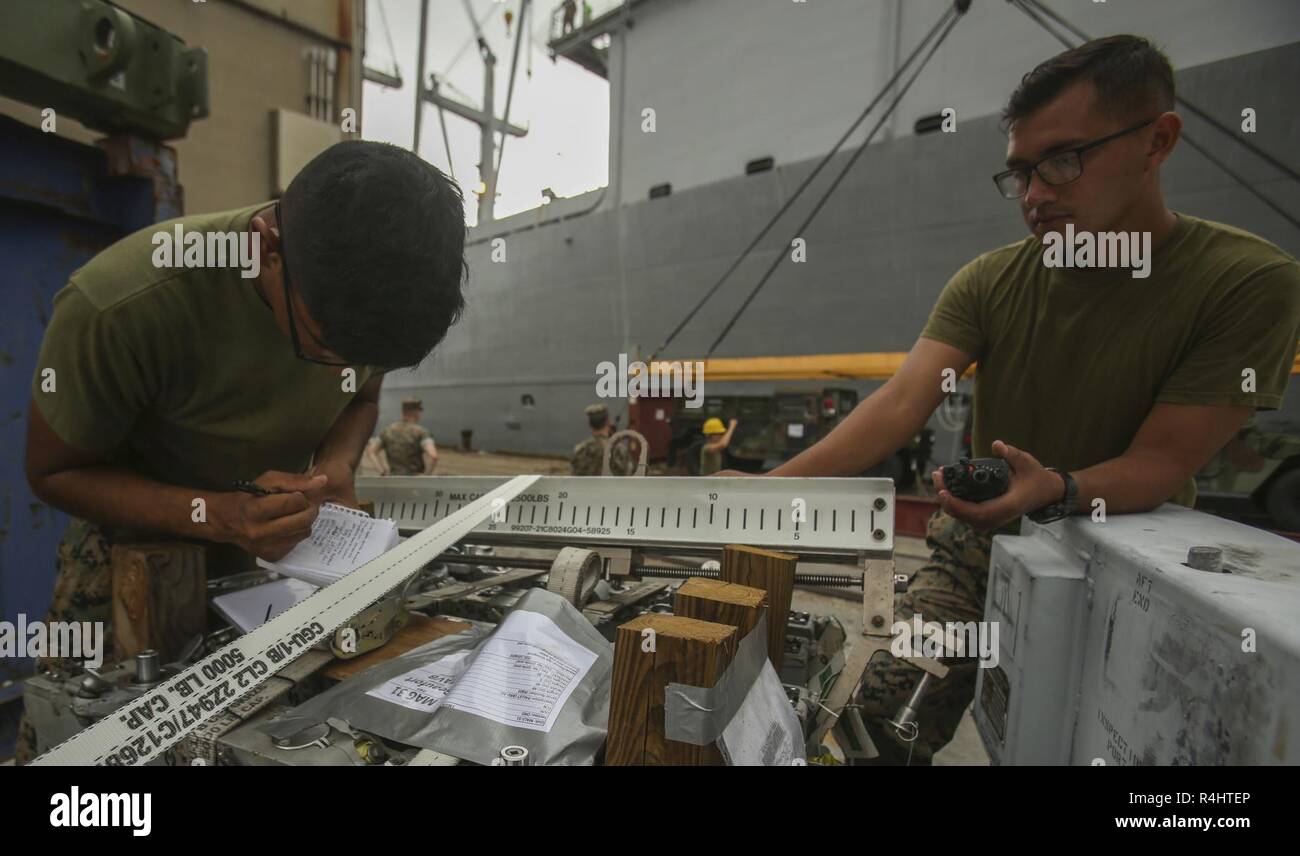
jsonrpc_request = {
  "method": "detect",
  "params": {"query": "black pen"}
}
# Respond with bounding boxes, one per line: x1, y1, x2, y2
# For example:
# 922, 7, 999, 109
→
232, 479, 284, 496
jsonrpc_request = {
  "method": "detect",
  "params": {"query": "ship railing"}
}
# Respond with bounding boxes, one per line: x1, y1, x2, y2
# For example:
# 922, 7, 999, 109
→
548, 0, 626, 45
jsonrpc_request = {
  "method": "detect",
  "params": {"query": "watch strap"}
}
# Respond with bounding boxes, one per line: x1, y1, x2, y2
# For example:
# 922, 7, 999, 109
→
1028, 468, 1077, 524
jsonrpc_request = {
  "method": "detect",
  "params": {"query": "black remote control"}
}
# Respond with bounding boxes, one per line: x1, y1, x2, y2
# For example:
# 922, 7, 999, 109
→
940, 457, 1010, 502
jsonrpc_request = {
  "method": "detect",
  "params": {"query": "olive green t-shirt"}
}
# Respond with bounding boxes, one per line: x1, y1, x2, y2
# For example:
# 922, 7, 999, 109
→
700, 444, 723, 476
920, 214, 1300, 508
32, 202, 381, 493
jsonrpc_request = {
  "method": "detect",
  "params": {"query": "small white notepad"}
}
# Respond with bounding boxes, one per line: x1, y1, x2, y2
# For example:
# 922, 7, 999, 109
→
212, 577, 318, 633
255, 503, 400, 586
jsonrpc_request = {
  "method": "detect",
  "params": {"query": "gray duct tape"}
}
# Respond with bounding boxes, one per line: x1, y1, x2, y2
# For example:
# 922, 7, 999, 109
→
663, 622, 769, 746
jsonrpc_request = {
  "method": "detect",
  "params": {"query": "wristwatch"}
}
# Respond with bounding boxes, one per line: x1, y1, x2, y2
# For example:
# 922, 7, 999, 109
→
1028, 468, 1077, 524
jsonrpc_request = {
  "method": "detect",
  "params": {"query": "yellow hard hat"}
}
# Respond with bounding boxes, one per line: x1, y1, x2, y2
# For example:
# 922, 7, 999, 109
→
702, 417, 726, 435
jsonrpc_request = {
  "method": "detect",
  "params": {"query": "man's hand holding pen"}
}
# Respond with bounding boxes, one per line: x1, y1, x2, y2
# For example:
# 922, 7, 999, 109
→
220, 471, 327, 561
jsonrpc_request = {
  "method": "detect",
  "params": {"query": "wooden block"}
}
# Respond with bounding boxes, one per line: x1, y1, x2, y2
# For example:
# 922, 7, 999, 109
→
720, 544, 797, 669
321, 614, 472, 681
111, 542, 206, 663
608, 613, 737, 766
673, 577, 767, 640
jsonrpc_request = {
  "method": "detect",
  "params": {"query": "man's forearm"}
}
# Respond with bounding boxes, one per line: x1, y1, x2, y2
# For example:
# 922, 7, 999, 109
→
32, 465, 240, 543
770, 388, 928, 477
315, 399, 379, 469
1070, 450, 1189, 516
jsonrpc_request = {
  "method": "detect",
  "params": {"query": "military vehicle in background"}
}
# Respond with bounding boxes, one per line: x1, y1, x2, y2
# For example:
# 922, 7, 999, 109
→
662, 388, 859, 474
649, 387, 934, 484
1195, 421, 1300, 532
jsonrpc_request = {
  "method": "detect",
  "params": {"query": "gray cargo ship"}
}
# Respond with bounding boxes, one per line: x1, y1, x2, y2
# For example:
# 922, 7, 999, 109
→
387, 0, 1300, 460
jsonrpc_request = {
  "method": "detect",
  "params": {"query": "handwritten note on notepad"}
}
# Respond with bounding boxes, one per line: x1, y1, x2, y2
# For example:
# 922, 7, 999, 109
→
255, 503, 400, 586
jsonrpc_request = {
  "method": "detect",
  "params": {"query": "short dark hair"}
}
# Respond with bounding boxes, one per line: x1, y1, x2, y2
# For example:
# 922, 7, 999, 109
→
1002, 35, 1174, 131
281, 141, 467, 367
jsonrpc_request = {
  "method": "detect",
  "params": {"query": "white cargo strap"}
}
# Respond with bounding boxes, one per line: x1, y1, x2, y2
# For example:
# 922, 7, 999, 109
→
545, 546, 602, 607
32, 475, 540, 766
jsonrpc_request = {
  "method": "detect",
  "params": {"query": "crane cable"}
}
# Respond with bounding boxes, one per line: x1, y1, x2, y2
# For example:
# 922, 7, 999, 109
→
495, 0, 530, 179
705, 4, 966, 358
651, 0, 967, 363
443, 0, 499, 82
374, 0, 401, 78
435, 78, 457, 180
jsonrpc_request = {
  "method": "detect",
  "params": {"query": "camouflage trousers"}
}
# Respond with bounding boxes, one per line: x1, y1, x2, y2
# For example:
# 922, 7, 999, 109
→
853, 510, 994, 765
15, 518, 116, 766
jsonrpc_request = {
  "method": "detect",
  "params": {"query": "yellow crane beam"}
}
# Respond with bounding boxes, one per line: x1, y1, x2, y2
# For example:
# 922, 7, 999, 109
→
645, 353, 956, 382
642, 352, 1300, 383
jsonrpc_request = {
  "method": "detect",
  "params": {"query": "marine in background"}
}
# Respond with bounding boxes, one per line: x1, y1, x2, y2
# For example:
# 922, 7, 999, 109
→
367, 397, 438, 475
571, 403, 632, 475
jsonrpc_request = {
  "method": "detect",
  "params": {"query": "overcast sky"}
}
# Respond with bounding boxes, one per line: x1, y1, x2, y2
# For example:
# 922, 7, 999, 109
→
361, 0, 610, 225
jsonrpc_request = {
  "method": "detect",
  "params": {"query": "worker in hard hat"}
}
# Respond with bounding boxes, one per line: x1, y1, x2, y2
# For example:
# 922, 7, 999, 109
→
699, 417, 738, 476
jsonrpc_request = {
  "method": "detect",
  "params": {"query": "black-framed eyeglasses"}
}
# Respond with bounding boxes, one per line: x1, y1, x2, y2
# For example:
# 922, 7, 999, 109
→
992, 118, 1156, 199
275, 201, 351, 367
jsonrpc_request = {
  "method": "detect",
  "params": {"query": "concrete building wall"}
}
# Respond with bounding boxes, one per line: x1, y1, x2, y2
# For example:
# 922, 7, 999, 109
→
398, 41, 1300, 457
0, 0, 364, 213
608, 0, 1300, 203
